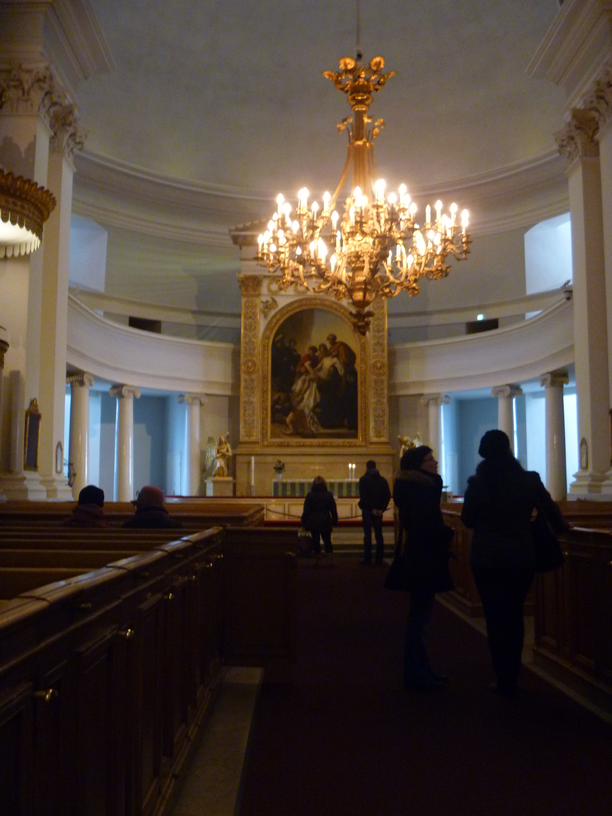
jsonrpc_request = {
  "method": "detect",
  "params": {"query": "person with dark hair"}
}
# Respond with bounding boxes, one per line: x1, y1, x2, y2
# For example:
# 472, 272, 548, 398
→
393, 446, 455, 690
64, 484, 107, 527
301, 475, 338, 565
359, 460, 391, 564
461, 429, 568, 695
123, 485, 182, 529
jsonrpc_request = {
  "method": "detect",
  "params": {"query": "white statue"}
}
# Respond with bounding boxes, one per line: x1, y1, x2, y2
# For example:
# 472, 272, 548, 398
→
398, 433, 423, 458
202, 433, 232, 478
202, 436, 219, 478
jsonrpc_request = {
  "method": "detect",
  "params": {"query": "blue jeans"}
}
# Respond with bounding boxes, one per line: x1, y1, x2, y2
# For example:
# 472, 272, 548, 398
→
362, 508, 385, 563
404, 589, 436, 686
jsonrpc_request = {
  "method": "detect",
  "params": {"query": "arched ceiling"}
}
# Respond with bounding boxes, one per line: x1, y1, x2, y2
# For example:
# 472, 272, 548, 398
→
79, 0, 564, 193
68, 0, 568, 325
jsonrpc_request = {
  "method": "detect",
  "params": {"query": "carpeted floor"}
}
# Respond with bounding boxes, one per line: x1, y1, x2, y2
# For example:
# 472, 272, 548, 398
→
237, 559, 612, 816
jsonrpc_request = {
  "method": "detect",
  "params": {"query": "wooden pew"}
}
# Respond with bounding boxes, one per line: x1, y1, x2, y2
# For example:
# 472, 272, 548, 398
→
0, 523, 300, 816
0, 499, 266, 528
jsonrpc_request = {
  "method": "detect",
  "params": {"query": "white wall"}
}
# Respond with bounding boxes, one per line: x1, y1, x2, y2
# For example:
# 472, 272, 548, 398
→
69, 215, 108, 292
524, 213, 572, 294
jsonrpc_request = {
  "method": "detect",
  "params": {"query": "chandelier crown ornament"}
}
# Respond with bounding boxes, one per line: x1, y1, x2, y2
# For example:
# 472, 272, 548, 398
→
256, 55, 471, 335
0, 169, 56, 258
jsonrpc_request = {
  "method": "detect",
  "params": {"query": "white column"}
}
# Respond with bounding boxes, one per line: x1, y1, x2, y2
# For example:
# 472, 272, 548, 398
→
110, 385, 140, 502
423, 394, 450, 471
557, 111, 610, 496
540, 371, 569, 501
179, 393, 204, 496
67, 373, 94, 498
39, 125, 83, 499
491, 384, 523, 452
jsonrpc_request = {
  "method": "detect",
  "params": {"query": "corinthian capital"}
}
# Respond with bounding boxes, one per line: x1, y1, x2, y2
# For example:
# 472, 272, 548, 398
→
0, 62, 54, 116
49, 102, 86, 158
239, 275, 262, 297
582, 65, 612, 131
555, 109, 600, 163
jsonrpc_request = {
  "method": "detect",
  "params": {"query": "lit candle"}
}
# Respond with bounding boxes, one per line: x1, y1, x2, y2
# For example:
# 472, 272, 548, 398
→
426, 204, 431, 224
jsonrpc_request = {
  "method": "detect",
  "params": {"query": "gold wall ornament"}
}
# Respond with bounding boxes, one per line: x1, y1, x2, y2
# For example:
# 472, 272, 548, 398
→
256, 54, 471, 334
0, 170, 56, 258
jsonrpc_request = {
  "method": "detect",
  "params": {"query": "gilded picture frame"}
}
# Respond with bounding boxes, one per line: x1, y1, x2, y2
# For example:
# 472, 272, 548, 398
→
262, 300, 367, 446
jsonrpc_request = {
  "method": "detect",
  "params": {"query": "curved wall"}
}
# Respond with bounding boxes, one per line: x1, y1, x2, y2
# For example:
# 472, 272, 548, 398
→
67, 296, 239, 395
68, 295, 574, 398
390, 300, 574, 395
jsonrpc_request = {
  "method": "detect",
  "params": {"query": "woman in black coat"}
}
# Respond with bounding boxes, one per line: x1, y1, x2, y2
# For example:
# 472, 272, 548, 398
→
461, 430, 568, 695
301, 475, 338, 562
393, 446, 454, 690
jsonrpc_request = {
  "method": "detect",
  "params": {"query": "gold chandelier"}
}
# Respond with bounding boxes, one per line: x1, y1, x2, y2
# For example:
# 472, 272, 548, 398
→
0, 169, 56, 259
256, 55, 471, 334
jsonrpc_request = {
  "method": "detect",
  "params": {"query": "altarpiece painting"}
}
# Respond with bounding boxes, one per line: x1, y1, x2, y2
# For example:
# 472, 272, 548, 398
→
269, 308, 359, 440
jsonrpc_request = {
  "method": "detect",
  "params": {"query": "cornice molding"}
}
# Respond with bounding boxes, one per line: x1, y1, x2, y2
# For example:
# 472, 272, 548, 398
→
45, 0, 115, 96
73, 149, 569, 241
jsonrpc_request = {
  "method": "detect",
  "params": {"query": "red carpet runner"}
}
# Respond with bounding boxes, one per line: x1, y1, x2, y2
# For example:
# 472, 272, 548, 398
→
238, 560, 612, 816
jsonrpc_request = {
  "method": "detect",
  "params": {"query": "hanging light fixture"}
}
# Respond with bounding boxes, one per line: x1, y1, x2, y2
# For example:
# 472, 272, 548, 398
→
256, 53, 471, 334
0, 169, 56, 259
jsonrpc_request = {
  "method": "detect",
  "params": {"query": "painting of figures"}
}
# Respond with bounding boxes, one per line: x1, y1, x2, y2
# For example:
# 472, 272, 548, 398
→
270, 309, 358, 439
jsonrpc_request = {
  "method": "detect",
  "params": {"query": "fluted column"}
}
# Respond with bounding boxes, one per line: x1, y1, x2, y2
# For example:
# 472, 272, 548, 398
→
423, 394, 450, 473
540, 371, 569, 501
110, 385, 140, 501
179, 393, 205, 496
492, 385, 523, 452
67, 373, 94, 498
556, 111, 610, 495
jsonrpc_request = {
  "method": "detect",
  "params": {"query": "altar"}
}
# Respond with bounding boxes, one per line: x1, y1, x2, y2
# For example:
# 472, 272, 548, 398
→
272, 478, 359, 498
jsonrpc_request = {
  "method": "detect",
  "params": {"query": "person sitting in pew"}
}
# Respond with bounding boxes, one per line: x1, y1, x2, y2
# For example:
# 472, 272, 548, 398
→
123, 485, 182, 529
64, 485, 108, 528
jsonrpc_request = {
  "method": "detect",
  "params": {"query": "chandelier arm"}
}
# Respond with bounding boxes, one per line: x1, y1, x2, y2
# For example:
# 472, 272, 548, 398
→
328, 147, 353, 213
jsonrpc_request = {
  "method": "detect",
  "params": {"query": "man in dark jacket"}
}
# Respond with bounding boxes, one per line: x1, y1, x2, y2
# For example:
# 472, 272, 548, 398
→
359, 460, 391, 564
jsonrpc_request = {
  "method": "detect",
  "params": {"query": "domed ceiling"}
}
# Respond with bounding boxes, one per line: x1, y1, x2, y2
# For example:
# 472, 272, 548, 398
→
71, 0, 567, 325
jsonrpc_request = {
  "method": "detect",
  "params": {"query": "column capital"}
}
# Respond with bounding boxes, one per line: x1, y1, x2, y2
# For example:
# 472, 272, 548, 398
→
422, 394, 450, 408
49, 102, 86, 159
178, 393, 205, 406
540, 370, 569, 389
555, 109, 600, 164
110, 384, 141, 400
238, 274, 262, 297
492, 384, 523, 399
67, 372, 94, 388
582, 65, 612, 133
0, 62, 54, 117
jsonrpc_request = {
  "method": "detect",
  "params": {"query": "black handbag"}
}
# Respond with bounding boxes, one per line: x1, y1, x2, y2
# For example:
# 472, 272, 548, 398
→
384, 529, 410, 591
384, 550, 410, 591
531, 510, 565, 573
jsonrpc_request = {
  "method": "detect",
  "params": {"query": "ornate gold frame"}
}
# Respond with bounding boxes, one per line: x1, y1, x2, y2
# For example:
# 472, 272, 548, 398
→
262, 298, 367, 447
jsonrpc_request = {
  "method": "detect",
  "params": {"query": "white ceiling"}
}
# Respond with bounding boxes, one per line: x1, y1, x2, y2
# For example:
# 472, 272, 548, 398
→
68, 0, 568, 326
79, 0, 565, 192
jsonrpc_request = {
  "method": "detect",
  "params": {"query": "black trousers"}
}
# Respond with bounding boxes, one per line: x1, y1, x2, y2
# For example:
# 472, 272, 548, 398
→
471, 566, 534, 689
311, 529, 333, 554
362, 508, 385, 563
